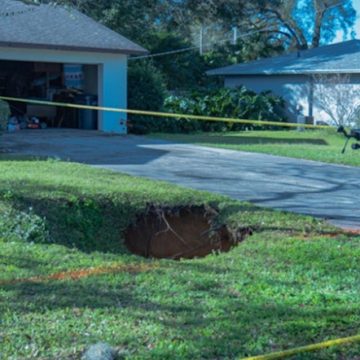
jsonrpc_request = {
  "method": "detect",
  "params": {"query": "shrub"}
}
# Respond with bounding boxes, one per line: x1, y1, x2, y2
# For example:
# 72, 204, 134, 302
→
128, 60, 167, 134
163, 87, 286, 133
0, 207, 49, 243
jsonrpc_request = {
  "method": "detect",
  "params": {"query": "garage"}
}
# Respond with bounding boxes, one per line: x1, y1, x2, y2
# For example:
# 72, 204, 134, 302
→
0, 60, 100, 131
0, 0, 147, 134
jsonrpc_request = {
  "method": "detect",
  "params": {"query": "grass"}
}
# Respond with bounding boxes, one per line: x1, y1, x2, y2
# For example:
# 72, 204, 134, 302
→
151, 129, 360, 167
0, 159, 359, 359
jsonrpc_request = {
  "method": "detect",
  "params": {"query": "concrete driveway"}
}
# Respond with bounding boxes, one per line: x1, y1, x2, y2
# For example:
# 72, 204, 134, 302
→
2, 129, 359, 229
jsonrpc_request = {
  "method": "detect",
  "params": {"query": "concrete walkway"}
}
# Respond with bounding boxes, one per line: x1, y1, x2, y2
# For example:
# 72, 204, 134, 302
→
2, 129, 359, 229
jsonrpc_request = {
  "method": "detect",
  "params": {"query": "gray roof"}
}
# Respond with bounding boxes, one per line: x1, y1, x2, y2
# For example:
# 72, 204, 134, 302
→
0, 0, 147, 55
207, 40, 360, 76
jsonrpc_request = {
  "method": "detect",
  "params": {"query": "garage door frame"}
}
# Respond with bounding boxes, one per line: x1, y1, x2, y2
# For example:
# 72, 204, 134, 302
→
0, 46, 128, 133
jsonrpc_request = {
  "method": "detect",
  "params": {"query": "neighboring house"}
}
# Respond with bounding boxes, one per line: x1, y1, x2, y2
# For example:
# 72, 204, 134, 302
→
207, 40, 360, 125
0, 0, 147, 133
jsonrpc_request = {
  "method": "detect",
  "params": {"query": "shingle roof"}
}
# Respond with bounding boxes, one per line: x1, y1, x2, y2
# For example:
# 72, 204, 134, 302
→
207, 40, 360, 76
0, 0, 147, 55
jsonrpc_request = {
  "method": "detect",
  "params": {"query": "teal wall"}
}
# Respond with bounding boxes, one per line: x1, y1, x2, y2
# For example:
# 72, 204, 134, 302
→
100, 59, 128, 133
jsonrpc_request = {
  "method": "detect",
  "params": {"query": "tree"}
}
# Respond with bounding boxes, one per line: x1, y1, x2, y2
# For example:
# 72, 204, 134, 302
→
11, 0, 357, 98
184, 0, 356, 50
313, 73, 360, 127
93, 1, 172, 47
203, 32, 284, 70
13, 1, 358, 52
127, 60, 167, 133
142, 32, 210, 90
255, 0, 356, 49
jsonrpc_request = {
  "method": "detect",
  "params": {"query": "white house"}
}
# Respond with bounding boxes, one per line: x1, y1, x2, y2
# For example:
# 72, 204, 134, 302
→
207, 40, 360, 125
0, 0, 147, 133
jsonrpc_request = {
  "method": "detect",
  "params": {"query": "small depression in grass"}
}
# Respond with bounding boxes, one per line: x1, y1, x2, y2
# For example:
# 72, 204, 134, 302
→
124, 205, 252, 260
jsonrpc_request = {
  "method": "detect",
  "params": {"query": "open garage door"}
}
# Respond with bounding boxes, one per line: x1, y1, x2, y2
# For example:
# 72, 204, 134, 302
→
0, 60, 99, 131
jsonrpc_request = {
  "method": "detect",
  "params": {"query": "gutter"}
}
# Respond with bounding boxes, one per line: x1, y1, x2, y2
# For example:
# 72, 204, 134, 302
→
0, 41, 148, 56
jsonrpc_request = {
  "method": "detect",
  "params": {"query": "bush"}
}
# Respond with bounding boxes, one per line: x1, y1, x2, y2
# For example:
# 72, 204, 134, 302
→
128, 60, 167, 134
127, 65, 286, 134
0, 207, 49, 243
163, 87, 286, 133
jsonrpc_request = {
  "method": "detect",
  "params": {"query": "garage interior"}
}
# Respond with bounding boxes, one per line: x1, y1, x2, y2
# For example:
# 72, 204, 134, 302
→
0, 60, 99, 131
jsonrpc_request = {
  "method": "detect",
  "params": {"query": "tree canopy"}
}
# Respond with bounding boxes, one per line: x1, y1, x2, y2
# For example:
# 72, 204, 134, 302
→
184, 0, 356, 50
18, 0, 356, 51
10, 0, 358, 91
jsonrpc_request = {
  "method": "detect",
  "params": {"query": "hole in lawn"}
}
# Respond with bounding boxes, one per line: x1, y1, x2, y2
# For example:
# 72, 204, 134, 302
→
124, 205, 252, 260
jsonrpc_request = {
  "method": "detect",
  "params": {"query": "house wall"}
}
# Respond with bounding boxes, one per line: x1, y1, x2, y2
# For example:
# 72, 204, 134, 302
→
224, 74, 360, 124
0, 46, 128, 133
224, 75, 311, 122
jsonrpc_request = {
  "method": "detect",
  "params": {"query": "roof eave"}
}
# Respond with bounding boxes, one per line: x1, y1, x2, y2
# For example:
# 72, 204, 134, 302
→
0, 41, 148, 56
207, 70, 360, 76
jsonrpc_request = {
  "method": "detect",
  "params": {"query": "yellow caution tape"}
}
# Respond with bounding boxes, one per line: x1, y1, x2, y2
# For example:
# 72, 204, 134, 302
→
239, 334, 360, 360
0, 96, 332, 130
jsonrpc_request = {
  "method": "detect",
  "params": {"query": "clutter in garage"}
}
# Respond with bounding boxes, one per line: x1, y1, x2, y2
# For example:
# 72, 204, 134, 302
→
0, 61, 98, 132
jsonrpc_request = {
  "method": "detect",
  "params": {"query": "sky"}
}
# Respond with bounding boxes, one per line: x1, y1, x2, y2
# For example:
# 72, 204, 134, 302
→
355, 0, 360, 36
335, 0, 360, 42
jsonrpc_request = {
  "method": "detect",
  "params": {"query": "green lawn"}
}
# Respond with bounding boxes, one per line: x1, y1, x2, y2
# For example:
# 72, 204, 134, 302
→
151, 129, 360, 167
0, 159, 359, 359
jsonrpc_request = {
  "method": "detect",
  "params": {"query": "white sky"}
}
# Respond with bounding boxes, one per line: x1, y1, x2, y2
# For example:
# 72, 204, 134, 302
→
334, 0, 360, 42
354, 0, 360, 36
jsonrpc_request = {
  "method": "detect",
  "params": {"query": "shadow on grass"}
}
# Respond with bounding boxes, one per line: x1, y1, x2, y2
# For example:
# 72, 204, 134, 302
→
1, 264, 358, 359
0, 154, 49, 161
0, 255, 45, 272
178, 135, 329, 146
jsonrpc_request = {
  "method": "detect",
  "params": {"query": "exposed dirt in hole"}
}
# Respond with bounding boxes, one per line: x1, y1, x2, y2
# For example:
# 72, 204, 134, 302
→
124, 205, 252, 260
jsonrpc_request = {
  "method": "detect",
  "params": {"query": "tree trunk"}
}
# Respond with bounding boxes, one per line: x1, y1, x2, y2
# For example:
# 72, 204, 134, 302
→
311, 0, 326, 48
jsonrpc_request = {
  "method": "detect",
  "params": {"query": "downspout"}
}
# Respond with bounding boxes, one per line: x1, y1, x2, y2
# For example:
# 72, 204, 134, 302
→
308, 75, 314, 121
